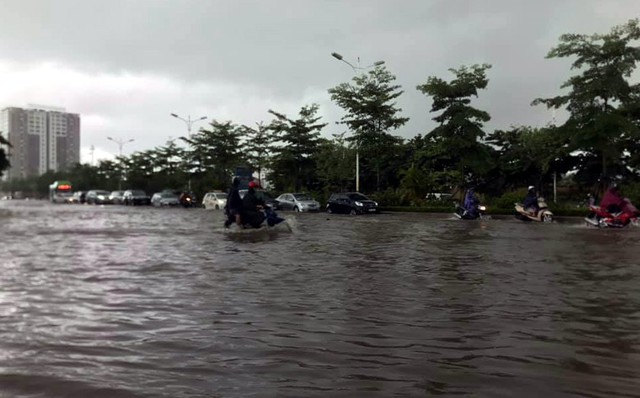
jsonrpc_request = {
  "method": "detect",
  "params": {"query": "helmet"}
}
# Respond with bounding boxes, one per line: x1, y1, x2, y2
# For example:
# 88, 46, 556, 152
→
248, 181, 259, 189
528, 185, 535, 192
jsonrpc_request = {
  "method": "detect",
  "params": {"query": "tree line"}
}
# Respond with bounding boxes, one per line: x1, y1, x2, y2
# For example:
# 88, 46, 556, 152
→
3, 20, 640, 207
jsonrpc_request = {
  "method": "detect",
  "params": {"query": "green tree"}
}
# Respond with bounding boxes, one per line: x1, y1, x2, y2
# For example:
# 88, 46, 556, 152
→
417, 64, 494, 189
268, 104, 326, 191
241, 122, 275, 186
486, 126, 574, 195
328, 65, 409, 192
314, 132, 357, 193
532, 19, 640, 181
187, 120, 244, 188
0, 132, 10, 178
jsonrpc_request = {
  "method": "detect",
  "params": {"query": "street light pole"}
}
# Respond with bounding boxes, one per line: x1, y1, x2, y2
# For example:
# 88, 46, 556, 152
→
331, 52, 385, 193
170, 113, 207, 191
107, 136, 134, 190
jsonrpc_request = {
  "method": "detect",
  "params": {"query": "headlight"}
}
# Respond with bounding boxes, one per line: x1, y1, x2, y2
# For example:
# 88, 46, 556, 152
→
479, 205, 487, 211
374, 202, 378, 206
355, 201, 363, 206
98, 195, 105, 200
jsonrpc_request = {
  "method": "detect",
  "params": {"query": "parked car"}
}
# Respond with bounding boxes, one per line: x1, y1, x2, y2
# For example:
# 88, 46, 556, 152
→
151, 191, 180, 207
123, 189, 151, 206
202, 191, 228, 210
276, 192, 320, 212
238, 189, 280, 210
109, 190, 125, 205
70, 191, 86, 204
326, 192, 379, 215
86, 190, 113, 205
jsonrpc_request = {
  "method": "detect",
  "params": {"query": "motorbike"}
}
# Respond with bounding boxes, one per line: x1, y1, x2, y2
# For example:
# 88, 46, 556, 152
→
454, 204, 487, 220
240, 205, 286, 229
180, 193, 196, 208
585, 200, 638, 228
514, 197, 553, 223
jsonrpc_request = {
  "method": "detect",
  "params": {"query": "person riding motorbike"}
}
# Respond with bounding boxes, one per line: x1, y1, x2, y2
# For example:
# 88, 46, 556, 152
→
462, 188, 480, 218
224, 177, 243, 228
523, 186, 540, 215
240, 180, 266, 228
600, 184, 634, 215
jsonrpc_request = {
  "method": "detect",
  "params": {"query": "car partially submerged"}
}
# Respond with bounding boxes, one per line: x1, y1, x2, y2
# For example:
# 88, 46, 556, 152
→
203, 191, 228, 210
326, 192, 378, 215
276, 192, 320, 212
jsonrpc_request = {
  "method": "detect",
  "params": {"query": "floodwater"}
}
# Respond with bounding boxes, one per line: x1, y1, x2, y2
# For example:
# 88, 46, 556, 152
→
1, 200, 639, 398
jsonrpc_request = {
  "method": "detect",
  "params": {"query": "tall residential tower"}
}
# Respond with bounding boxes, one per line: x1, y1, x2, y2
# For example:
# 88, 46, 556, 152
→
0, 105, 80, 181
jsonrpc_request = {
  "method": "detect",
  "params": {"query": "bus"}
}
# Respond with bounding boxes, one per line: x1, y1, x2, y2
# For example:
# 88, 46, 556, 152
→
49, 180, 73, 203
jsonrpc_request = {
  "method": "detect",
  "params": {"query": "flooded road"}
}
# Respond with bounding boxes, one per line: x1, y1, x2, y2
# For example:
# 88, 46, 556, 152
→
1, 200, 639, 397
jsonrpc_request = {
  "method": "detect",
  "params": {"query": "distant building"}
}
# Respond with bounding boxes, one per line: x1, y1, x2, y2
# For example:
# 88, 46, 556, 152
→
0, 105, 80, 181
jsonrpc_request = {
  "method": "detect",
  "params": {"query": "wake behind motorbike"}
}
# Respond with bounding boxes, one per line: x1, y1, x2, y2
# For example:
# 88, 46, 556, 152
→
585, 200, 638, 228
514, 198, 553, 223
454, 204, 487, 220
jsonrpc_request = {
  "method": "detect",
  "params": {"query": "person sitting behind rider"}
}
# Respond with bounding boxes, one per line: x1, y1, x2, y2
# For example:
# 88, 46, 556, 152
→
600, 184, 625, 214
224, 177, 243, 228
241, 180, 266, 228
523, 186, 539, 214
463, 188, 480, 218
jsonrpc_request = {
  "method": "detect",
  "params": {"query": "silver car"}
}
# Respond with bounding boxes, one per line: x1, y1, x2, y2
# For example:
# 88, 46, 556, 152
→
151, 192, 180, 207
276, 193, 320, 212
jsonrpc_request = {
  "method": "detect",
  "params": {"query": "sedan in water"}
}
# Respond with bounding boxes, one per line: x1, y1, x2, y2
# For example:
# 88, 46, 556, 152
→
151, 192, 180, 207
123, 189, 151, 206
276, 193, 320, 212
86, 190, 113, 205
326, 192, 379, 215
202, 191, 228, 210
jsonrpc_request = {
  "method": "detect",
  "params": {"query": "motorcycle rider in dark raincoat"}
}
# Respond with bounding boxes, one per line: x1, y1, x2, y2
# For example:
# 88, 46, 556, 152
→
523, 186, 540, 215
241, 181, 266, 228
463, 188, 480, 218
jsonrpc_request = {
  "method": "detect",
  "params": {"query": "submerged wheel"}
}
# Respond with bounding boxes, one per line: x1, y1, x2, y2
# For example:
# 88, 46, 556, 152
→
294, 206, 301, 212
326, 207, 332, 214
542, 213, 553, 223
349, 209, 357, 216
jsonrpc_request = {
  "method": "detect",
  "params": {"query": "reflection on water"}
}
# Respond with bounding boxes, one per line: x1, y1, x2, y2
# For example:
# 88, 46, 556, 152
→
1, 200, 639, 397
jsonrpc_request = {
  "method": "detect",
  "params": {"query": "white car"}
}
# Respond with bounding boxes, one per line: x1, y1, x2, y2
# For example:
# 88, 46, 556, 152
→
202, 191, 228, 210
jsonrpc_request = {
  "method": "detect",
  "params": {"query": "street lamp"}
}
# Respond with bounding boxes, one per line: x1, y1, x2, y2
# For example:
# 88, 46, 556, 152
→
331, 52, 385, 192
170, 113, 208, 191
106, 136, 134, 190
106, 136, 134, 157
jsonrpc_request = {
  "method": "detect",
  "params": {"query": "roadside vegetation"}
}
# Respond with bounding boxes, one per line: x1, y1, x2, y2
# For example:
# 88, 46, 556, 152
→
3, 20, 640, 210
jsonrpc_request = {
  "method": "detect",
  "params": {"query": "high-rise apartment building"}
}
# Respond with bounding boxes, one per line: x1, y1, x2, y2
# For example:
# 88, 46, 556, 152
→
0, 105, 80, 181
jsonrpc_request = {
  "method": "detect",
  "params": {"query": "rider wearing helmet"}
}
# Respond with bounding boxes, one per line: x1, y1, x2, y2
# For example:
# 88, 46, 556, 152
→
523, 186, 539, 214
241, 180, 266, 228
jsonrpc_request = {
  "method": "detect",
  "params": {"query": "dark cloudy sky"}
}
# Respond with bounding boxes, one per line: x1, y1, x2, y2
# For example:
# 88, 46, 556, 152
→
0, 0, 637, 162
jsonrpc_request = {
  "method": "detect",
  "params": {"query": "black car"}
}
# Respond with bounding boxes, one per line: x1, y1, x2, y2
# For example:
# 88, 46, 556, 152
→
326, 192, 379, 215
123, 189, 151, 205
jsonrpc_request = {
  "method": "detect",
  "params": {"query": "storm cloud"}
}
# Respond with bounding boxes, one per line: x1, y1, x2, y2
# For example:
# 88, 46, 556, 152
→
0, 0, 637, 162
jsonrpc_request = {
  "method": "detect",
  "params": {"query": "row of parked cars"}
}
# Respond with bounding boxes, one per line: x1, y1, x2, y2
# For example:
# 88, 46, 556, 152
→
202, 190, 379, 215
68, 188, 380, 214
69, 189, 185, 207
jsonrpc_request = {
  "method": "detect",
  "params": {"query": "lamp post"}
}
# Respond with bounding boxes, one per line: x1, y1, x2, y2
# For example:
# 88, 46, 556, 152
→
107, 136, 134, 190
107, 136, 134, 157
331, 52, 385, 192
171, 113, 207, 191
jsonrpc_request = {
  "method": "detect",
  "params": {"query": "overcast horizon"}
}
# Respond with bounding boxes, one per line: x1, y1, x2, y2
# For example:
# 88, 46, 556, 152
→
1, 0, 638, 164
